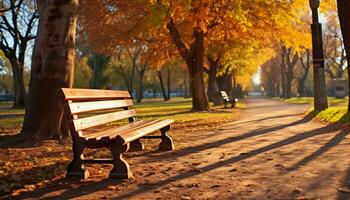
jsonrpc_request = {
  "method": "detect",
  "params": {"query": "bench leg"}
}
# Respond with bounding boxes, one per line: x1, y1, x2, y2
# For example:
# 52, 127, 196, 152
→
109, 142, 132, 179
129, 139, 144, 151
159, 125, 174, 151
231, 101, 235, 108
67, 137, 89, 179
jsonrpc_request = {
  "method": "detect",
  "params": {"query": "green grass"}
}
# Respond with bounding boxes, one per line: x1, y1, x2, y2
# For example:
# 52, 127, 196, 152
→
0, 98, 242, 130
274, 96, 350, 124
306, 106, 350, 124
274, 97, 348, 106
133, 98, 242, 122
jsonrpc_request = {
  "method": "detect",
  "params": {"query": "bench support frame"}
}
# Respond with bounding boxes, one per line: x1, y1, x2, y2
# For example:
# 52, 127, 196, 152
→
159, 125, 174, 151
109, 143, 132, 179
66, 135, 89, 179
129, 139, 144, 151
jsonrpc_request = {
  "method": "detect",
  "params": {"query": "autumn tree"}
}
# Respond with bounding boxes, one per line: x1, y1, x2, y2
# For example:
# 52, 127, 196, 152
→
79, 0, 305, 111
336, 0, 350, 112
323, 13, 347, 79
0, 0, 38, 107
297, 50, 311, 97
21, 0, 78, 139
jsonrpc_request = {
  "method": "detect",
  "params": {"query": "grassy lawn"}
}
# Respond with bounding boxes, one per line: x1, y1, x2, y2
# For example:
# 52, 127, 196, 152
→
273, 96, 350, 124
306, 106, 350, 124
273, 96, 348, 106
0, 98, 242, 134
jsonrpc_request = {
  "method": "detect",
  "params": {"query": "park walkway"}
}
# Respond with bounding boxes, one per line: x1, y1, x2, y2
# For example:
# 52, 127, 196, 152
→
19, 98, 350, 199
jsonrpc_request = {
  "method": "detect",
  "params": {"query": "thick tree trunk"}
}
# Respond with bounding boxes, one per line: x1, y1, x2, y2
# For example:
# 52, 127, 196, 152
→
337, 0, 350, 113
157, 70, 168, 101
187, 30, 209, 111
21, 0, 78, 140
167, 21, 209, 111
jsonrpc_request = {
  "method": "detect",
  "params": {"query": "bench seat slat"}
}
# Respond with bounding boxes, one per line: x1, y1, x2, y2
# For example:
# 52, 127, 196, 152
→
73, 109, 136, 131
85, 120, 148, 140
116, 119, 174, 144
86, 119, 164, 141
62, 88, 131, 100
69, 99, 133, 114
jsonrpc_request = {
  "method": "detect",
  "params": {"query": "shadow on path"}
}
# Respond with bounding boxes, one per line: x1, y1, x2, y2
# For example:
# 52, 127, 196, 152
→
138, 114, 320, 163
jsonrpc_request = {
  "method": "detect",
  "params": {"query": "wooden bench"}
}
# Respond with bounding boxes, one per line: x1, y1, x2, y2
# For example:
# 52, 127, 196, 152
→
60, 88, 174, 179
220, 91, 238, 108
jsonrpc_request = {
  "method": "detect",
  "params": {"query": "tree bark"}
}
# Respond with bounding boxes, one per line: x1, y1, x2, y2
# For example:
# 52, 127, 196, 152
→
280, 48, 287, 98
9, 58, 26, 107
298, 50, 311, 97
21, 0, 78, 140
216, 68, 233, 95
136, 64, 146, 103
157, 70, 168, 101
206, 55, 219, 102
337, 0, 350, 113
166, 66, 171, 100
167, 20, 209, 111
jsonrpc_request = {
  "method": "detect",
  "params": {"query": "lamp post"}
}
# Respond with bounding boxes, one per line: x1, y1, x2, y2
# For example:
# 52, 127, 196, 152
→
309, 0, 328, 110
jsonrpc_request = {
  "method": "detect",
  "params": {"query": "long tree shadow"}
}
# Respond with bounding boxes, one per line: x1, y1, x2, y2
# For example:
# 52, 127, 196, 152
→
137, 113, 322, 163
127, 114, 305, 159
0, 162, 68, 198
285, 129, 349, 172
107, 123, 340, 199
229, 113, 304, 126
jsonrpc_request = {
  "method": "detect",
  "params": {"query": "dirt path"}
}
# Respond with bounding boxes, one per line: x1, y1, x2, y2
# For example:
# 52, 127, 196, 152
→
18, 98, 350, 200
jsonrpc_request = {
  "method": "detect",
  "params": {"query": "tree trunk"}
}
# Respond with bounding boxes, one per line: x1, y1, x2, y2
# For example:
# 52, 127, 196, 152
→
280, 48, 287, 98
187, 30, 209, 111
167, 21, 209, 111
337, 0, 350, 113
216, 70, 233, 95
21, 0, 78, 140
157, 70, 168, 101
206, 56, 219, 102
136, 65, 146, 103
9, 59, 26, 108
136, 73, 144, 103
298, 50, 311, 97
286, 68, 293, 98
166, 66, 171, 100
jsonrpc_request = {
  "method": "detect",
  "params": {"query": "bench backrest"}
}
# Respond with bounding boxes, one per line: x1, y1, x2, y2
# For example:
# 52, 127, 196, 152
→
61, 88, 135, 136
220, 91, 230, 101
